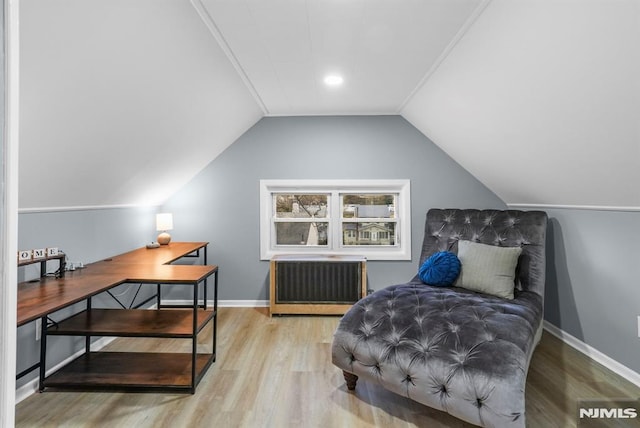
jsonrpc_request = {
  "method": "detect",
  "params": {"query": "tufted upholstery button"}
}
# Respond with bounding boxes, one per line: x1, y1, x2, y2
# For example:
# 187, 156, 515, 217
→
372, 363, 382, 376
439, 384, 448, 396
403, 374, 415, 386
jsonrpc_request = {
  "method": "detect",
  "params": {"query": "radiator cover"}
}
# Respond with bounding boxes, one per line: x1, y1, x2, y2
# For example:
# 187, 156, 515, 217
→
270, 255, 366, 315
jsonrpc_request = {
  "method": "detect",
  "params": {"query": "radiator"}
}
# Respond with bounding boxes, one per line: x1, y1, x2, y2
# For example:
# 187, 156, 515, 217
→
270, 255, 366, 315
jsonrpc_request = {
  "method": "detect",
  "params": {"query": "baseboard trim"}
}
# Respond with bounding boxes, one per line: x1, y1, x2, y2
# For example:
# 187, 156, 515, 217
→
543, 321, 640, 388
220, 299, 269, 307
15, 336, 116, 404
157, 299, 269, 307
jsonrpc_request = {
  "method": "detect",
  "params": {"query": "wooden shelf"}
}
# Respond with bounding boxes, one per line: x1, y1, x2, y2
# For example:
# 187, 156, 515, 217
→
48, 309, 215, 338
43, 352, 214, 391
18, 252, 65, 268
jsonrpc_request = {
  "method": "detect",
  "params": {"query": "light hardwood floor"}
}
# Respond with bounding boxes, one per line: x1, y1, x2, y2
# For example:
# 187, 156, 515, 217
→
15, 308, 640, 427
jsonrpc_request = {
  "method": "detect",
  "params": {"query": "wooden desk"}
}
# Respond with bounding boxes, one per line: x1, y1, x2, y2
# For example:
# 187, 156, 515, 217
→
18, 242, 212, 326
17, 242, 218, 393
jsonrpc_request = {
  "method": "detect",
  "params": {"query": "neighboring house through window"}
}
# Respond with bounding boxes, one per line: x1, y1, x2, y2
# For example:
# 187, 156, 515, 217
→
260, 179, 411, 260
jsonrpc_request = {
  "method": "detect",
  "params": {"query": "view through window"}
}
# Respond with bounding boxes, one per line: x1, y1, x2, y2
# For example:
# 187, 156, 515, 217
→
260, 180, 411, 260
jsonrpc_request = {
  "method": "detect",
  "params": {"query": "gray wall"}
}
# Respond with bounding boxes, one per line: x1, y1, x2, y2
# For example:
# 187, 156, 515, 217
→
16, 206, 158, 387
542, 207, 640, 374
161, 116, 506, 301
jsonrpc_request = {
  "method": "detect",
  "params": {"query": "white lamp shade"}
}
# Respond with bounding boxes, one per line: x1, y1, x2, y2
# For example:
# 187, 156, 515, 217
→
156, 213, 173, 231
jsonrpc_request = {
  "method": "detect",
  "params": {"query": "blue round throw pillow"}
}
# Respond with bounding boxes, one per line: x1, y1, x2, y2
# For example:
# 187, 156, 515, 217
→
418, 251, 461, 286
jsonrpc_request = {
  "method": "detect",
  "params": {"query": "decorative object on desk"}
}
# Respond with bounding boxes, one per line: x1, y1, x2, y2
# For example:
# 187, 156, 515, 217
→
47, 247, 59, 257
33, 248, 46, 259
18, 250, 32, 261
156, 213, 173, 245
146, 242, 160, 249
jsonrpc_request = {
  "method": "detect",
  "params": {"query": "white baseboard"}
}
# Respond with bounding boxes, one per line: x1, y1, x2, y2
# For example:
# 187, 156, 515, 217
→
156, 299, 269, 307
543, 321, 640, 388
220, 300, 269, 307
15, 336, 116, 404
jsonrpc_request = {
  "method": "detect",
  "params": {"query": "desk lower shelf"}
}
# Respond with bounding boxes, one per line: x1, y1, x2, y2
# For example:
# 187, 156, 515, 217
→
47, 309, 215, 338
43, 352, 214, 392
44, 308, 216, 392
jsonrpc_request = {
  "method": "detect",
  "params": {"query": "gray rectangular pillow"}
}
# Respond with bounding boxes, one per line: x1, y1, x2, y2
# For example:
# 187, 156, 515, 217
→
455, 240, 522, 299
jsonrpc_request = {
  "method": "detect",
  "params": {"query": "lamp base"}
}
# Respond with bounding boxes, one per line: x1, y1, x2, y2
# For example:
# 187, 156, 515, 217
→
157, 232, 171, 245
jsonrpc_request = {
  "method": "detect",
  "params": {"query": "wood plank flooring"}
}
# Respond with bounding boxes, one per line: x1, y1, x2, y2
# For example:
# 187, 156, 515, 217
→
15, 307, 640, 427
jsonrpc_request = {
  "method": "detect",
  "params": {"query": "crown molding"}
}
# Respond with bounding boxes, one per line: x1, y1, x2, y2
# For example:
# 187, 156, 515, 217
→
18, 204, 159, 214
508, 203, 640, 213
398, 0, 493, 113
190, 0, 268, 115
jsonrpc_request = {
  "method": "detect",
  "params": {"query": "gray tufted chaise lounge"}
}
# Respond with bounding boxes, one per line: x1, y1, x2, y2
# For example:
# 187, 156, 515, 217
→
331, 209, 547, 427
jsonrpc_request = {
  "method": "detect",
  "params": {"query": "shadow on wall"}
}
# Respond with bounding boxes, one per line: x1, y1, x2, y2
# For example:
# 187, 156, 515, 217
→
544, 218, 583, 340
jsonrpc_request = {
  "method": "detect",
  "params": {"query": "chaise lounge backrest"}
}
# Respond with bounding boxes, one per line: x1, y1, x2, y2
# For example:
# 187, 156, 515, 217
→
420, 209, 548, 298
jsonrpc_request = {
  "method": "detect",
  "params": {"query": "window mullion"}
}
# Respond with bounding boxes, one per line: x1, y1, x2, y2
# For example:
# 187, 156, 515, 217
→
330, 190, 340, 250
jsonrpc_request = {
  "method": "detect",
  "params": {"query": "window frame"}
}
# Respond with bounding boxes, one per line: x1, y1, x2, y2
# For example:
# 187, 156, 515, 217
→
260, 179, 411, 260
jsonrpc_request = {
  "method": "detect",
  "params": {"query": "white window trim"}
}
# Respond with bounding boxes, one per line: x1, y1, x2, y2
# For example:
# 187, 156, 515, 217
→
260, 179, 411, 260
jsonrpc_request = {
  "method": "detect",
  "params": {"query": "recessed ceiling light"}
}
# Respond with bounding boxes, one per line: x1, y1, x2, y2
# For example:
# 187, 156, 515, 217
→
324, 74, 344, 87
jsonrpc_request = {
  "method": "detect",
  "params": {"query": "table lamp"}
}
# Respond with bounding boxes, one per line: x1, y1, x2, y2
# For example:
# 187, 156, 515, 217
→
156, 213, 173, 245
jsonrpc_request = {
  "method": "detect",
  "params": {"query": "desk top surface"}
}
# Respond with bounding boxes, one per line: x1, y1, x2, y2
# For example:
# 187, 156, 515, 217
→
17, 242, 216, 326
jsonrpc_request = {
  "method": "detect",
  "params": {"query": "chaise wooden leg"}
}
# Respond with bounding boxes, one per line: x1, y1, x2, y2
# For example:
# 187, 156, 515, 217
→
343, 371, 358, 390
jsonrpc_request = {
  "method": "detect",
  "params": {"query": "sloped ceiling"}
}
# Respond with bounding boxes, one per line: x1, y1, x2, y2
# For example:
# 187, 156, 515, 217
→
402, 0, 640, 209
19, 0, 263, 210
18, 0, 640, 210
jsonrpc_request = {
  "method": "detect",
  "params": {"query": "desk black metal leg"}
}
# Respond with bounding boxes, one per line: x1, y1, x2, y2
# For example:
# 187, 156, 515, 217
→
38, 316, 47, 392
191, 280, 198, 394
213, 269, 218, 362
85, 298, 92, 353
203, 246, 208, 309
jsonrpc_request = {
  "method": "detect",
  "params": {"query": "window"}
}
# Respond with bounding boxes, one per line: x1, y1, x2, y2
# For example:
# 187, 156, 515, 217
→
260, 180, 411, 260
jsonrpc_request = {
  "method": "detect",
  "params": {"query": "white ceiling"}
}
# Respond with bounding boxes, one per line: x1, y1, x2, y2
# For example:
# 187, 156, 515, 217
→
197, 0, 484, 115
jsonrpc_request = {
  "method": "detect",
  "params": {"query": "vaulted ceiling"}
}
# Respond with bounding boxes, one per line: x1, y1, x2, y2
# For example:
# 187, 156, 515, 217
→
196, 0, 483, 115
18, 0, 640, 210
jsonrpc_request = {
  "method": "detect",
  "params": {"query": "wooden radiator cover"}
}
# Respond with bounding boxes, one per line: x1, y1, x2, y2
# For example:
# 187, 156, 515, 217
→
269, 255, 367, 315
